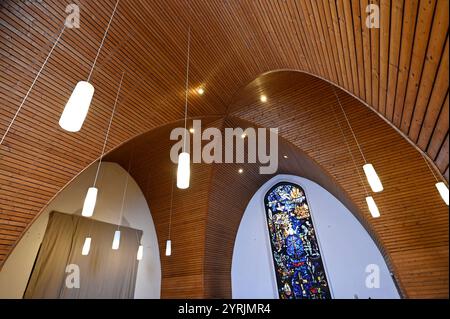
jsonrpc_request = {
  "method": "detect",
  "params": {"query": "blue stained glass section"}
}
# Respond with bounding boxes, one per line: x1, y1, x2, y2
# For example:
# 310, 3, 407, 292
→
264, 182, 331, 299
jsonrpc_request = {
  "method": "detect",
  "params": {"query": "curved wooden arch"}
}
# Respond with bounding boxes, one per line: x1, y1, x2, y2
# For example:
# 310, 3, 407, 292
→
105, 72, 446, 298
0, 0, 448, 297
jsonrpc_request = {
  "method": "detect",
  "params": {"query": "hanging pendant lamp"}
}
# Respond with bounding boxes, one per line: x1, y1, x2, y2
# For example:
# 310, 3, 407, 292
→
331, 90, 382, 218
365, 196, 381, 218
166, 166, 176, 256
435, 182, 449, 206
81, 72, 124, 217
137, 244, 144, 261
112, 230, 121, 250
177, 27, 192, 189
112, 151, 132, 250
81, 237, 92, 256
165, 240, 172, 257
332, 88, 384, 193
421, 153, 449, 206
59, 0, 120, 132
363, 164, 384, 193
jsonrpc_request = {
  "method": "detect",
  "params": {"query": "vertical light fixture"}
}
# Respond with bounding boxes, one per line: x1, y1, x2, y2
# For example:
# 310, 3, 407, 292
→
137, 244, 144, 261
81, 72, 125, 217
165, 240, 172, 257
177, 26, 192, 189
422, 154, 449, 206
59, 0, 120, 132
436, 182, 449, 206
1, 25, 66, 145
166, 167, 175, 256
333, 88, 384, 193
113, 151, 132, 250
135, 229, 143, 261
365, 196, 381, 218
332, 91, 381, 218
81, 237, 92, 256
112, 230, 121, 250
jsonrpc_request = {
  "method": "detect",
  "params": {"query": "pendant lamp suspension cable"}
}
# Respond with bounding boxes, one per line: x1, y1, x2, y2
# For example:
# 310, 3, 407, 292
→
332, 87, 367, 164
168, 167, 175, 241
0, 25, 66, 145
92, 72, 125, 187
332, 97, 369, 197
182, 26, 191, 152
118, 151, 133, 231
421, 152, 443, 183
135, 229, 141, 244
87, 0, 120, 82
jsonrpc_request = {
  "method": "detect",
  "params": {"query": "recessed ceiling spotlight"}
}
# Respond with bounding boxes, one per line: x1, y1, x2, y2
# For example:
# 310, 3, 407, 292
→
260, 95, 267, 103
238, 168, 244, 174
241, 133, 246, 139
189, 128, 195, 133
197, 87, 205, 95
283, 155, 288, 159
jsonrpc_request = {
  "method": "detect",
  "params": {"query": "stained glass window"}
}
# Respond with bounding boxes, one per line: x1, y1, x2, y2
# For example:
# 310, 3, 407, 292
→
264, 182, 331, 299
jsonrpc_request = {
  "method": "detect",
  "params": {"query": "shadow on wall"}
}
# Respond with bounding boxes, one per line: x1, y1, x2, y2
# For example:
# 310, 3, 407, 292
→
231, 174, 400, 299
0, 162, 161, 299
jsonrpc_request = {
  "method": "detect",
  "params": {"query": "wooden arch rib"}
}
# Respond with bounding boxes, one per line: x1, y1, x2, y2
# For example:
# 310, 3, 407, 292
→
103, 115, 399, 299
0, 0, 448, 297
107, 72, 449, 298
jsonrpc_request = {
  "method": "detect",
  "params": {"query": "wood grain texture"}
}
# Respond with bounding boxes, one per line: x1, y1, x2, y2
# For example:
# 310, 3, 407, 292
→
0, 0, 448, 298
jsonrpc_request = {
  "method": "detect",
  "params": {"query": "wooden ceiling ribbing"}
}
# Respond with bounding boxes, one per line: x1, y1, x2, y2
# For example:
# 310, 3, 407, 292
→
0, 0, 448, 297
230, 72, 448, 298
102, 69, 449, 298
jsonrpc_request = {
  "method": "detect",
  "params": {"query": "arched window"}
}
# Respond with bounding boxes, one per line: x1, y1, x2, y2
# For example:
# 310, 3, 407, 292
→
264, 182, 331, 299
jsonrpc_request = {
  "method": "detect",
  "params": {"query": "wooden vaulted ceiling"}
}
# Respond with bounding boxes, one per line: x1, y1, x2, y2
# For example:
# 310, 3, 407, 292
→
0, 0, 448, 298
105, 71, 448, 299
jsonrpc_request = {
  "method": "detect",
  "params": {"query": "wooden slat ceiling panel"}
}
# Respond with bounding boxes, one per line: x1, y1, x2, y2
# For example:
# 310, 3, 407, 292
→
0, 0, 448, 297
230, 71, 448, 298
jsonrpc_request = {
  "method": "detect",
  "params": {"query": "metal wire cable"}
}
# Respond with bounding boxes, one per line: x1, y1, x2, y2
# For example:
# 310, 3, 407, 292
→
0, 25, 66, 145
168, 167, 175, 240
332, 94, 369, 197
182, 26, 191, 152
332, 87, 368, 164
92, 72, 125, 187
87, 0, 120, 82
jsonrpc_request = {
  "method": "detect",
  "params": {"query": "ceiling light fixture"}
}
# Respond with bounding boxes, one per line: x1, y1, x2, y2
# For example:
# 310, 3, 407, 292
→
189, 127, 195, 134
177, 26, 192, 190
332, 88, 383, 193
59, 0, 120, 132
238, 168, 244, 174
197, 87, 204, 95
436, 182, 449, 206
1, 25, 66, 145
421, 153, 449, 206
137, 244, 144, 261
113, 151, 133, 250
332, 90, 381, 218
81, 72, 125, 217
260, 95, 268, 103
135, 230, 143, 261
112, 230, 121, 250
81, 237, 92, 256
363, 164, 384, 193
365, 196, 381, 218
166, 168, 175, 257
165, 240, 172, 257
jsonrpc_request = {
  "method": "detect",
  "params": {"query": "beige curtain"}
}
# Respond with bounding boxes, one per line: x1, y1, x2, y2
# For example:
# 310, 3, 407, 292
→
24, 211, 142, 299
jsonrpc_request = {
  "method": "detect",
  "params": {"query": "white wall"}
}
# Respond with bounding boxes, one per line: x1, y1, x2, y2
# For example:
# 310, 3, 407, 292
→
232, 174, 400, 299
0, 162, 161, 299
